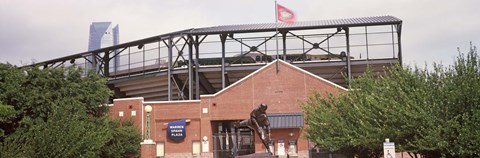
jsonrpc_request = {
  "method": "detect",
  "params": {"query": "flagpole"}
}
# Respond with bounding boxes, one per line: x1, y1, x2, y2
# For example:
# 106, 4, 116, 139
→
275, 0, 279, 73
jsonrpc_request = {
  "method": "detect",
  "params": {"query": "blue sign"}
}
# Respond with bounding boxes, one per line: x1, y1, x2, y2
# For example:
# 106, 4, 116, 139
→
167, 119, 186, 142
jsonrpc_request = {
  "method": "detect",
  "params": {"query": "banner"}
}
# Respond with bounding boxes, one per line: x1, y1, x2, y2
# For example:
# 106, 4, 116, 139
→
167, 119, 186, 142
277, 4, 296, 24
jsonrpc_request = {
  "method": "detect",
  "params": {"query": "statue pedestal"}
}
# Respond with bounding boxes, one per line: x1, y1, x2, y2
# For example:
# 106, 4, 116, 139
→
236, 152, 277, 158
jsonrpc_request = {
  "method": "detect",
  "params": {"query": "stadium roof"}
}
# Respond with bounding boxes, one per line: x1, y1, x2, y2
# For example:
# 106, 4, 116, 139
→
191, 15, 402, 34
28, 15, 402, 67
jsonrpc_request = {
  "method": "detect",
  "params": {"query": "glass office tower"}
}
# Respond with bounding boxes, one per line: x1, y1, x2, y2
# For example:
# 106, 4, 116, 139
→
87, 22, 119, 72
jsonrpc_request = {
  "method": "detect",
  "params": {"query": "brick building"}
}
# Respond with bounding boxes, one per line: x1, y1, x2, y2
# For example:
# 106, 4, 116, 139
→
110, 60, 347, 158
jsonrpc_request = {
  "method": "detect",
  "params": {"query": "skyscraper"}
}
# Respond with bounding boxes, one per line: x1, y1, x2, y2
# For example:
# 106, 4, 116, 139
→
87, 22, 119, 72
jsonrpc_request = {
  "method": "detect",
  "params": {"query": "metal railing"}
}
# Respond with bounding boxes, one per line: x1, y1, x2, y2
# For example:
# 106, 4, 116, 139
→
55, 25, 399, 80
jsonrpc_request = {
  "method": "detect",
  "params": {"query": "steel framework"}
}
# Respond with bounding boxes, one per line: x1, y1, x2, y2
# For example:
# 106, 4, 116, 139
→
27, 16, 403, 101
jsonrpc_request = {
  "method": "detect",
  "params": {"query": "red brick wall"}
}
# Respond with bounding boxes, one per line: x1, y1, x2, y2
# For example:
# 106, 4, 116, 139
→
199, 99, 213, 155
202, 61, 345, 153
111, 61, 346, 157
110, 98, 144, 133
204, 61, 343, 121
148, 101, 202, 154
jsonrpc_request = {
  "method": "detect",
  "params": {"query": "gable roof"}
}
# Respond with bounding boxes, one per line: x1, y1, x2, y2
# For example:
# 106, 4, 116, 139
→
201, 60, 347, 98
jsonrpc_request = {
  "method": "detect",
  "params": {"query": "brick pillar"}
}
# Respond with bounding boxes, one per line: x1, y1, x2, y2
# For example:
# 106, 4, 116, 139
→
141, 140, 156, 158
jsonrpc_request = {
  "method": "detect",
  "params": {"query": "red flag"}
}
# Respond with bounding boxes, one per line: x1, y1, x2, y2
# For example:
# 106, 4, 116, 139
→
276, 4, 296, 24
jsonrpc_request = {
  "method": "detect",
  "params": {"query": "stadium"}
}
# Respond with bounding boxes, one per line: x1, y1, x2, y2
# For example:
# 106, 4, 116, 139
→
32, 15, 402, 157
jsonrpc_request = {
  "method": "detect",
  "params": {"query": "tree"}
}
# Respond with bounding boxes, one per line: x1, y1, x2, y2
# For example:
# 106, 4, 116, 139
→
0, 102, 15, 142
100, 120, 142, 158
0, 64, 141, 157
303, 45, 480, 158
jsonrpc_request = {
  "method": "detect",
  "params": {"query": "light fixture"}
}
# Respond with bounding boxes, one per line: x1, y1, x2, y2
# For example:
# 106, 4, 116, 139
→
144, 105, 152, 141
145, 105, 152, 113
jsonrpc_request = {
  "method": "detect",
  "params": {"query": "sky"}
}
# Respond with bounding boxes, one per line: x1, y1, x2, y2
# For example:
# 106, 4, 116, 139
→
1, 0, 479, 68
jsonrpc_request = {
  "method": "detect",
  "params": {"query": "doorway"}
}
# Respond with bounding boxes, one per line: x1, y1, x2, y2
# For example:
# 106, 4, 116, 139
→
212, 121, 255, 158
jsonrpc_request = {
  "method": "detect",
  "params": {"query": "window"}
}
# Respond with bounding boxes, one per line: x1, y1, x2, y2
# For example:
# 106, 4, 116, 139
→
192, 141, 201, 156
156, 142, 164, 157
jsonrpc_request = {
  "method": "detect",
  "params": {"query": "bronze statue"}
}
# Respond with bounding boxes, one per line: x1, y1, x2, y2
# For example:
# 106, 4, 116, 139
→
234, 103, 272, 155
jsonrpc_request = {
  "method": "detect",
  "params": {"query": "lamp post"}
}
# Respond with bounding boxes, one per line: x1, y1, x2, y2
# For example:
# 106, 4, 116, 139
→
145, 105, 152, 140
141, 105, 155, 158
